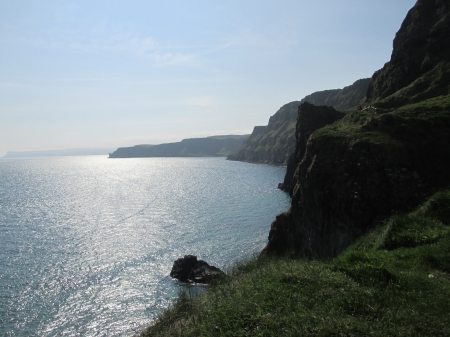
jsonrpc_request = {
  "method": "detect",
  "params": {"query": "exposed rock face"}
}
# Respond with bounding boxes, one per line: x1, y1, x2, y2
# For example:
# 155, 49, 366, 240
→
267, 106, 450, 257
227, 101, 299, 165
228, 79, 370, 166
278, 103, 345, 193
170, 255, 225, 284
366, 0, 450, 107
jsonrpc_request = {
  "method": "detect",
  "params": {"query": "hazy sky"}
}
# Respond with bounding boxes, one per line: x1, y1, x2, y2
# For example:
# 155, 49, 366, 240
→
0, 0, 416, 156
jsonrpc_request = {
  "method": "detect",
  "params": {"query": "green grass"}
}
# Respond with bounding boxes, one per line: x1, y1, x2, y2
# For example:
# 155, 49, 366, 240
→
395, 95, 450, 112
140, 191, 450, 336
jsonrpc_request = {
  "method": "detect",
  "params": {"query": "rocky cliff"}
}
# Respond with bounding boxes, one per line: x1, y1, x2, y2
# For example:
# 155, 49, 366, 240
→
267, 102, 450, 257
227, 101, 299, 165
265, 0, 450, 257
109, 135, 248, 158
300, 79, 370, 110
228, 79, 370, 165
365, 0, 450, 108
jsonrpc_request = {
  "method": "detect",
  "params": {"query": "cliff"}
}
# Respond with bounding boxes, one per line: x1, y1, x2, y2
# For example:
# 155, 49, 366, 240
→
267, 101, 450, 257
300, 78, 370, 110
266, 0, 450, 257
227, 79, 370, 165
365, 0, 450, 108
227, 101, 299, 165
108, 135, 248, 158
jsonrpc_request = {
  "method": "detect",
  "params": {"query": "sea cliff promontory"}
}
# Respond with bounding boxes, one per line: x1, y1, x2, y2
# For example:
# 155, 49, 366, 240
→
268, 101, 450, 257
109, 135, 248, 158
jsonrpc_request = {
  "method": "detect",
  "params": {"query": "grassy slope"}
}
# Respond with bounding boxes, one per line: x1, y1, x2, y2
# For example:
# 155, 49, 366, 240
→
140, 99, 450, 336
141, 190, 450, 337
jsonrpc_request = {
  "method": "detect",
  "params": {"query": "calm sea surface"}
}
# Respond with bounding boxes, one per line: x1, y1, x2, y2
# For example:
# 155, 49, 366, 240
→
0, 156, 290, 336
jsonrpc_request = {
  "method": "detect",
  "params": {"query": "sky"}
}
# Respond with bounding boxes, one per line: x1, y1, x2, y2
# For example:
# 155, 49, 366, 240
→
0, 0, 417, 157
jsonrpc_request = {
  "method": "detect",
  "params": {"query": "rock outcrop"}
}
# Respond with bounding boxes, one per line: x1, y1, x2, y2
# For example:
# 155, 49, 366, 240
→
170, 255, 225, 284
365, 0, 450, 108
267, 104, 450, 257
228, 79, 370, 166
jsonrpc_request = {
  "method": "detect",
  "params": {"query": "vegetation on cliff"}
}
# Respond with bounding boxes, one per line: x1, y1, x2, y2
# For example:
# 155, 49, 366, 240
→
140, 190, 450, 336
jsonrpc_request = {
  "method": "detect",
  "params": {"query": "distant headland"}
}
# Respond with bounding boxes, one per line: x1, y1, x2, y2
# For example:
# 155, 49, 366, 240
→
108, 135, 249, 158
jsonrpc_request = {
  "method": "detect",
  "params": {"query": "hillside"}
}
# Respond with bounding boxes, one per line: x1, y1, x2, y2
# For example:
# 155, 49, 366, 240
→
228, 79, 370, 165
108, 135, 248, 158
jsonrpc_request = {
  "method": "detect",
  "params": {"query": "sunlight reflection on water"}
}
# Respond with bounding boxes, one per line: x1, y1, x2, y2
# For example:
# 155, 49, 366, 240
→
0, 156, 290, 336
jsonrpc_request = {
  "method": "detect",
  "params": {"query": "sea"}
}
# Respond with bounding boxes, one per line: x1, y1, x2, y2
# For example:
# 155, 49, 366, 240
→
0, 156, 290, 336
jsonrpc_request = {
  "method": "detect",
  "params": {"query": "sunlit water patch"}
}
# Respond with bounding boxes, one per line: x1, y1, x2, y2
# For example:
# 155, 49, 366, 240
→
0, 156, 290, 336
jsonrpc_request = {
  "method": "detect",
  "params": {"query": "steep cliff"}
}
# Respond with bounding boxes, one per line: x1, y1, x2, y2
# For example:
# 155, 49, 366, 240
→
300, 78, 370, 110
227, 101, 299, 165
267, 102, 450, 257
109, 135, 248, 158
278, 103, 346, 192
365, 0, 450, 108
228, 79, 370, 165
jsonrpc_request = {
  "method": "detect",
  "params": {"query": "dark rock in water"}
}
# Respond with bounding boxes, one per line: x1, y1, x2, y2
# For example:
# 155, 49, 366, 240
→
170, 255, 225, 284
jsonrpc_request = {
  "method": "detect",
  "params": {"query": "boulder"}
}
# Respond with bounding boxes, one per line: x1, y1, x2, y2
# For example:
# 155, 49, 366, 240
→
170, 255, 225, 284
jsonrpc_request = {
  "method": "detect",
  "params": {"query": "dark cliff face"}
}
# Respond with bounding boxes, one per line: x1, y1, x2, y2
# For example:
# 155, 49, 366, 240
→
267, 104, 450, 257
366, 0, 450, 107
228, 79, 370, 166
279, 103, 345, 193
301, 79, 370, 110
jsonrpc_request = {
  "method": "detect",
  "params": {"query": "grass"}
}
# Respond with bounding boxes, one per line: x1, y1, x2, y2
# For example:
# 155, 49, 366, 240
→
140, 190, 450, 336
394, 95, 450, 112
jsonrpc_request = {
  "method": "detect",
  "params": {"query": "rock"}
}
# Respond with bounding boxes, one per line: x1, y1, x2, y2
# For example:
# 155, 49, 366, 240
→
170, 255, 225, 284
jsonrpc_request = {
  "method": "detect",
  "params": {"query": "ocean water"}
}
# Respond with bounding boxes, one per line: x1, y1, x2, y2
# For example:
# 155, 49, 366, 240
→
0, 156, 290, 336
